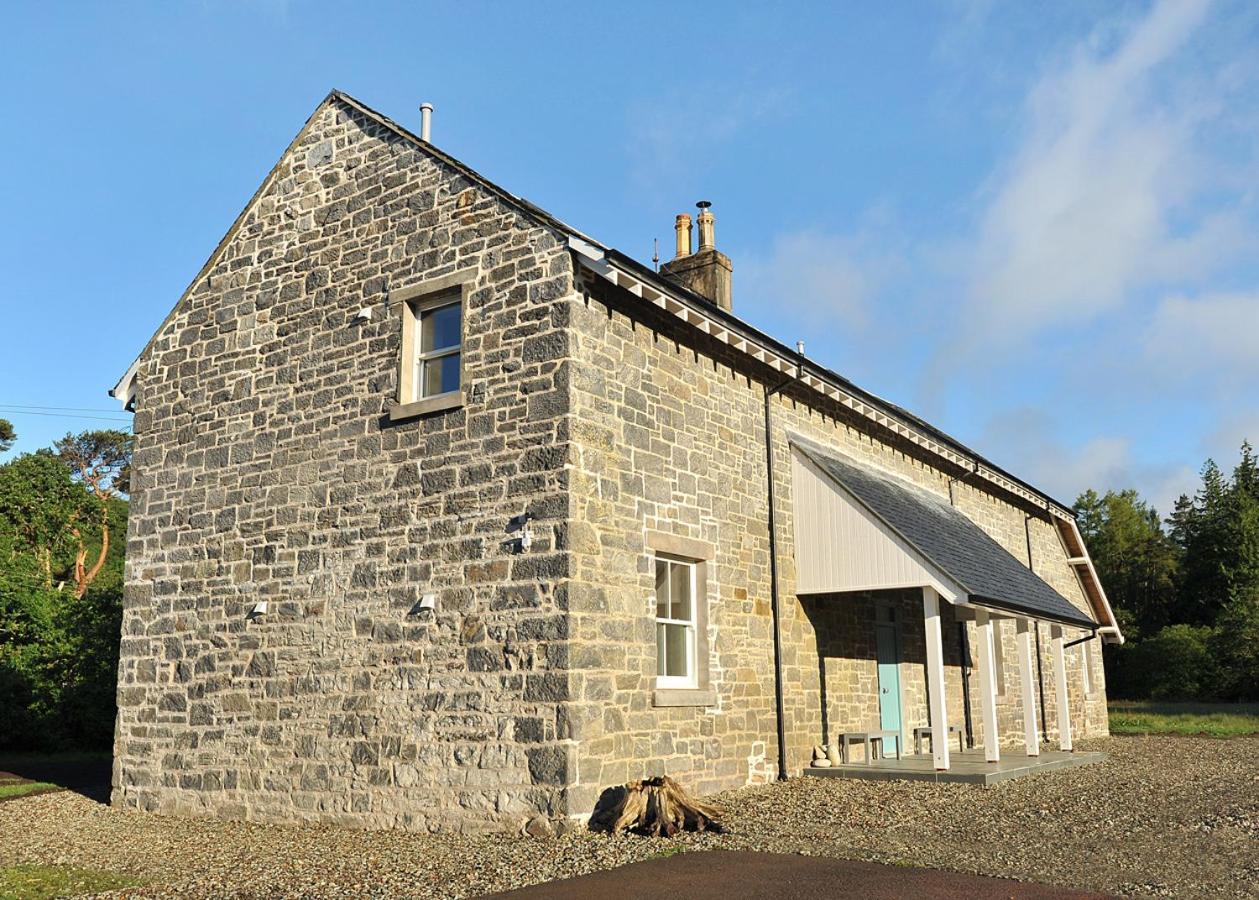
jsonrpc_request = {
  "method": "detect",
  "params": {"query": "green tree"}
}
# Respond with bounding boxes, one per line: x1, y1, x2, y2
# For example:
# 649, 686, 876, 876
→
0, 419, 14, 453
1222, 444, 1259, 603
51, 429, 133, 598
0, 453, 94, 590
1211, 590, 1259, 701
1074, 488, 1178, 640
1171, 460, 1235, 625
0, 440, 129, 750
1120, 624, 1218, 700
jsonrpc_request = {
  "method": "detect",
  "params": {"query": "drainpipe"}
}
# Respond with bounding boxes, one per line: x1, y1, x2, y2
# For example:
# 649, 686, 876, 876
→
1025, 515, 1049, 739
950, 471, 976, 750
958, 622, 975, 749
763, 349, 804, 781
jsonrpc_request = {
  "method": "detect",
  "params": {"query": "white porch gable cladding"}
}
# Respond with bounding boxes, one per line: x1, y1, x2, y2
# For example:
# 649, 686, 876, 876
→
788, 441, 1094, 769
791, 448, 963, 602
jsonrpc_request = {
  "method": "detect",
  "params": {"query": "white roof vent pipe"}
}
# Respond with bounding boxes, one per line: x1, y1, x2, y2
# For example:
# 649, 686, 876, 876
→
419, 103, 433, 142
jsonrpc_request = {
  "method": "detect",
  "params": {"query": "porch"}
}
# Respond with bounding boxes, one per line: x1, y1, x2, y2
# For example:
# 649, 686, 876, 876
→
791, 442, 1114, 775
804, 747, 1105, 785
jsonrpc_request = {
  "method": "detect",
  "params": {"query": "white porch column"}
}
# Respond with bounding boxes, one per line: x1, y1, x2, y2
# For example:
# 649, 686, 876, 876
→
974, 609, 1001, 763
1051, 625, 1073, 752
1016, 618, 1040, 756
921, 586, 950, 770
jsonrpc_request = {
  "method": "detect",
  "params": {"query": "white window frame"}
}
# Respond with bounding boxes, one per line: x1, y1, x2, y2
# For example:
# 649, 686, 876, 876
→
655, 556, 698, 690
412, 294, 462, 403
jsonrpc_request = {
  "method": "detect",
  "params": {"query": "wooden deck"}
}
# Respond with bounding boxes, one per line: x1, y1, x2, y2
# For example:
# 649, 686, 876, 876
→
803, 747, 1105, 785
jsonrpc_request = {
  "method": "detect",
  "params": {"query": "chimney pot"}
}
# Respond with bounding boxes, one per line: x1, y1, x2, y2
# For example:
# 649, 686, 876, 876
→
673, 214, 693, 259
696, 200, 715, 251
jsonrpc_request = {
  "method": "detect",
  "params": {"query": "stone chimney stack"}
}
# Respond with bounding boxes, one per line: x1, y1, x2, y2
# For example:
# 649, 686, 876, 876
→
660, 201, 732, 312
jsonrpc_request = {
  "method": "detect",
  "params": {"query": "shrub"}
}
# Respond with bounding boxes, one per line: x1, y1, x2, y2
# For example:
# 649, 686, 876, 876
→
1211, 592, 1259, 702
1120, 624, 1218, 701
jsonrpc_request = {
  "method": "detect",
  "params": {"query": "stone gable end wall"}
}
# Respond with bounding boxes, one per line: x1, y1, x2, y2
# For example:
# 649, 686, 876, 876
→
565, 273, 1108, 806
113, 97, 581, 833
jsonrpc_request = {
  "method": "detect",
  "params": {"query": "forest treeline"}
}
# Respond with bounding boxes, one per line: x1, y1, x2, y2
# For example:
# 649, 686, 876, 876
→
1077, 441, 1259, 701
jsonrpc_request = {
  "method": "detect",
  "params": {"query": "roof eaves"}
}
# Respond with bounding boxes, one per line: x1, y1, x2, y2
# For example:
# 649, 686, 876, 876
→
969, 594, 1098, 631
588, 248, 1078, 518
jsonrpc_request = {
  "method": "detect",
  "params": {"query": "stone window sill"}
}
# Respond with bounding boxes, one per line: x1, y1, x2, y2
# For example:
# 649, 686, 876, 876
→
653, 688, 717, 708
389, 391, 462, 421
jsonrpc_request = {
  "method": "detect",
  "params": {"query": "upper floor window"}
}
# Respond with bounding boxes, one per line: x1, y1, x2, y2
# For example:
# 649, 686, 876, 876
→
655, 556, 697, 689
414, 295, 461, 400
388, 271, 475, 421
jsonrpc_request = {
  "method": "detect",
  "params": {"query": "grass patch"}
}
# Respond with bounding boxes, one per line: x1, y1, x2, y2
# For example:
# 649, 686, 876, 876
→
0, 864, 142, 899
1109, 701, 1259, 737
0, 782, 61, 801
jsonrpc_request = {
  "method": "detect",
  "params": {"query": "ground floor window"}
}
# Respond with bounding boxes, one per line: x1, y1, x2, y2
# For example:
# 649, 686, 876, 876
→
655, 556, 697, 688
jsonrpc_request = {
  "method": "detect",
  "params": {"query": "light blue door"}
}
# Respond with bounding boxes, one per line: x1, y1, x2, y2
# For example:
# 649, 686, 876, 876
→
876, 621, 902, 757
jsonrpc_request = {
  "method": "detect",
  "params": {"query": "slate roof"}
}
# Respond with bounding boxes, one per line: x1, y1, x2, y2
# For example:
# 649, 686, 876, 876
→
795, 443, 1097, 629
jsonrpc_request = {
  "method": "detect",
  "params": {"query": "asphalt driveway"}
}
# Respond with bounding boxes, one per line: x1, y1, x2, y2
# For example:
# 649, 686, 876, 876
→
484, 851, 1112, 900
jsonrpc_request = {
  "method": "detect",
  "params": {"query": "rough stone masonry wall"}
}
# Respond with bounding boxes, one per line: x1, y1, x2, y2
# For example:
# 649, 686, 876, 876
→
565, 272, 1108, 805
113, 96, 580, 833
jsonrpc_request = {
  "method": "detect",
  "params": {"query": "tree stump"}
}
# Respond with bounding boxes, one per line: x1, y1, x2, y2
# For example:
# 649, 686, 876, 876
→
588, 775, 724, 837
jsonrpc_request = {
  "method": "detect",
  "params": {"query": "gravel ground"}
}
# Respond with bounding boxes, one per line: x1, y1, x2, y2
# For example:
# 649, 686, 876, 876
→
2, 736, 1255, 899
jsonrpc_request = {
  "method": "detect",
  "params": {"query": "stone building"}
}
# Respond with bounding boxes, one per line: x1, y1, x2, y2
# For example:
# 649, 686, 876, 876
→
109, 90, 1123, 833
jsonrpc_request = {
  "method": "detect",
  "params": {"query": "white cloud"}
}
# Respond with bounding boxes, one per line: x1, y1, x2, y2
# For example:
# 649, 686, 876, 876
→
626, 84, 792, 189
962, 0, 1244, 344
1144, 291, 1259, 377
1209, 413, 1259, 456
978, 407, 1198, 515
739, 229, 891, 331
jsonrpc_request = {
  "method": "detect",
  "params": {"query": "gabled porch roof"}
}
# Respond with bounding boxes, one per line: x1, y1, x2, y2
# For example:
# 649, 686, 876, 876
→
791, 441, 1097, 631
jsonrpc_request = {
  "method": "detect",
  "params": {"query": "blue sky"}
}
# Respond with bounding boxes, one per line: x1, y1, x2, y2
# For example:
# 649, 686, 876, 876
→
2, 0, 1256, 514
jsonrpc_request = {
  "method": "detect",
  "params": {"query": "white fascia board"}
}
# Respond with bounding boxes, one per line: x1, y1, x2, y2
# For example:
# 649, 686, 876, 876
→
109, 357, 140, 411
1064, 518, 1124, 645
567, 235, 606, 262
